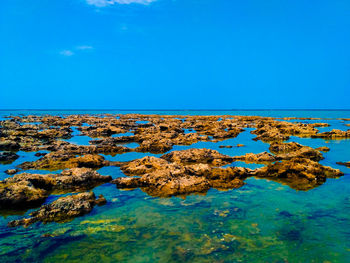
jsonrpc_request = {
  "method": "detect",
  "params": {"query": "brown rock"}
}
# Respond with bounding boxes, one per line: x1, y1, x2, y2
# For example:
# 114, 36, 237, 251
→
269, 142, 324, 161
0, 168, 111, 209
19, 153, 108, 170
8, 192, 106, 227
161, 148, 233, 166
113, 156, 250, 197
312, 129, 350, 139
233, 152, 277, 163
254, 158, 343, 190
336, 161, 350, 168
316, 146, 330, 152
0, 152, 19, 163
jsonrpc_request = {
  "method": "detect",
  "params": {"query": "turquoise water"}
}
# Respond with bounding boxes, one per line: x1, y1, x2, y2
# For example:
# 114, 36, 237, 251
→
0, 110, 350, 262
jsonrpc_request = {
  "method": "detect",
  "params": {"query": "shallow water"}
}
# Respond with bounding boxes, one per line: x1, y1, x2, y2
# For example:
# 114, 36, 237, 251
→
1, 110, 350, 263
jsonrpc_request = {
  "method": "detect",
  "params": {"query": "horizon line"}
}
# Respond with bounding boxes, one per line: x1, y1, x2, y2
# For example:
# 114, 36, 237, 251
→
0, 109, 350, 111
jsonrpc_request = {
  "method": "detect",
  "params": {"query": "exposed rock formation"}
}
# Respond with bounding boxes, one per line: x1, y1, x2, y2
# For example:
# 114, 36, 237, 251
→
113, 156, 251, 197
19, 153, 109, 170
312, 129, 350, 139
254, 158, 343, 190
0, 151, 19, 163
336, 161, 350, 168
161, 148, 234, 166
269, 142, 324, 161
8, 192, 106, 227
0, 168, 111, 209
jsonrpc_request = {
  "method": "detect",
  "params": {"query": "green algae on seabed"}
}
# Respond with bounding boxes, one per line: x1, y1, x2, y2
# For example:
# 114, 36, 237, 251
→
1, 110, 350, 263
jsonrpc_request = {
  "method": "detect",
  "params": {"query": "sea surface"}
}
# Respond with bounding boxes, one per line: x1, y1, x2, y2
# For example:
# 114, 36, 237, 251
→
0, 110, 350, 263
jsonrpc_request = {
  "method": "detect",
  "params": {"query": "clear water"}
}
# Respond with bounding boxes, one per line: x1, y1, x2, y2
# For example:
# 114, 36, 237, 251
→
0, 110, 350, 263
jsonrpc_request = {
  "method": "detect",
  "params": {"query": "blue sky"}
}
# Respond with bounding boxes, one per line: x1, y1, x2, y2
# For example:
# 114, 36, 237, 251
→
0, 0, 349, 109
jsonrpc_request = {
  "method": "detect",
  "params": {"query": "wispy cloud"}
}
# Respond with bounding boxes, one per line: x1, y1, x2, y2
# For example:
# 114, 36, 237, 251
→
86, 0, 157, 7
59, 50, 74, 56
77, 45, 94, 50
59, 45, 94, 57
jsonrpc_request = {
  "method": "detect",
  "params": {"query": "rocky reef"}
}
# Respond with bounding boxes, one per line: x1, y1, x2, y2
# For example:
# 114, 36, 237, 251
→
1, 113, 347, 226
112, 155, 250, 197
0, 168, 111, 209
8, 192, 106, 227
254, 158, 343, 190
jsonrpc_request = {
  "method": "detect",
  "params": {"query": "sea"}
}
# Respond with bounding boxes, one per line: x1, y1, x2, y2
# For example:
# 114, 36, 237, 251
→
0, 110, 349, 263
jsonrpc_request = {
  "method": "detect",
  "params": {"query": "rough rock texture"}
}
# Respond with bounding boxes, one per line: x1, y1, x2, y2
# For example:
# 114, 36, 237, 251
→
161, 148, 234, 166
4, 169, 19, 175
19, 153, 109, 170
269, 142, 324, 161
0, 151, 19, 163
254, 158, 343, 190
0, 177, 48, 209
252, 121, 319, 142
0, 168, 111, 209
233, 152, 277, 163
8, 192, 106, 227
312, 129, 350, 139
316, 146, 330, 152
0, 140, 20, 151
336, 161, 350, 168
113, 156, 250, 197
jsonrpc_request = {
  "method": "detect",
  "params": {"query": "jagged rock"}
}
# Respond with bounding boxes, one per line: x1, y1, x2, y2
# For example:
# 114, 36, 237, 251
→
136, 138, 173, 154
269, 142, 324, 161
121, 156, 169, 175
0, 177, 49, 209
316, 146, 330, 152
254, 158, 343, 190
161, 148, 233, 166
0, 168, 111, 209
312, 129, 350, 139
19, 153, 109, 170
252, 121, 318, 142
8, 192, 106, 227
4, 169, 19, 175
0, 140, 20, 151
113, 156, 250, 197
0, 152, 19, 163
336, 161, 350, 168
233, 152, 277, 163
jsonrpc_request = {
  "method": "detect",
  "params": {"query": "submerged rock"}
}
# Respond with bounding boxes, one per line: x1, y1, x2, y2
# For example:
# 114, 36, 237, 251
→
8, 192, 106, 227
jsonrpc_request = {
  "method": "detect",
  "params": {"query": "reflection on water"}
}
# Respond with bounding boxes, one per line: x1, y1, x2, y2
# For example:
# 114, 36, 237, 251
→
0, 110, 350, 262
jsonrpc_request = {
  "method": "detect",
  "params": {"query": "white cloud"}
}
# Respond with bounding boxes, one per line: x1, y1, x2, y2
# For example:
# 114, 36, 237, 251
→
59, 50, 74, 56
86, 0, 157, 7
77, 45, 94, 50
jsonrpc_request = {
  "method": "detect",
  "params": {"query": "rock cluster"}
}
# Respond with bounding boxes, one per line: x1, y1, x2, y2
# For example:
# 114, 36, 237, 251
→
254, 158, 343, 190
0, 168, 111, 209
8, 192, 106, 227
113, 150, 252, 197
1, 113, 347, 227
